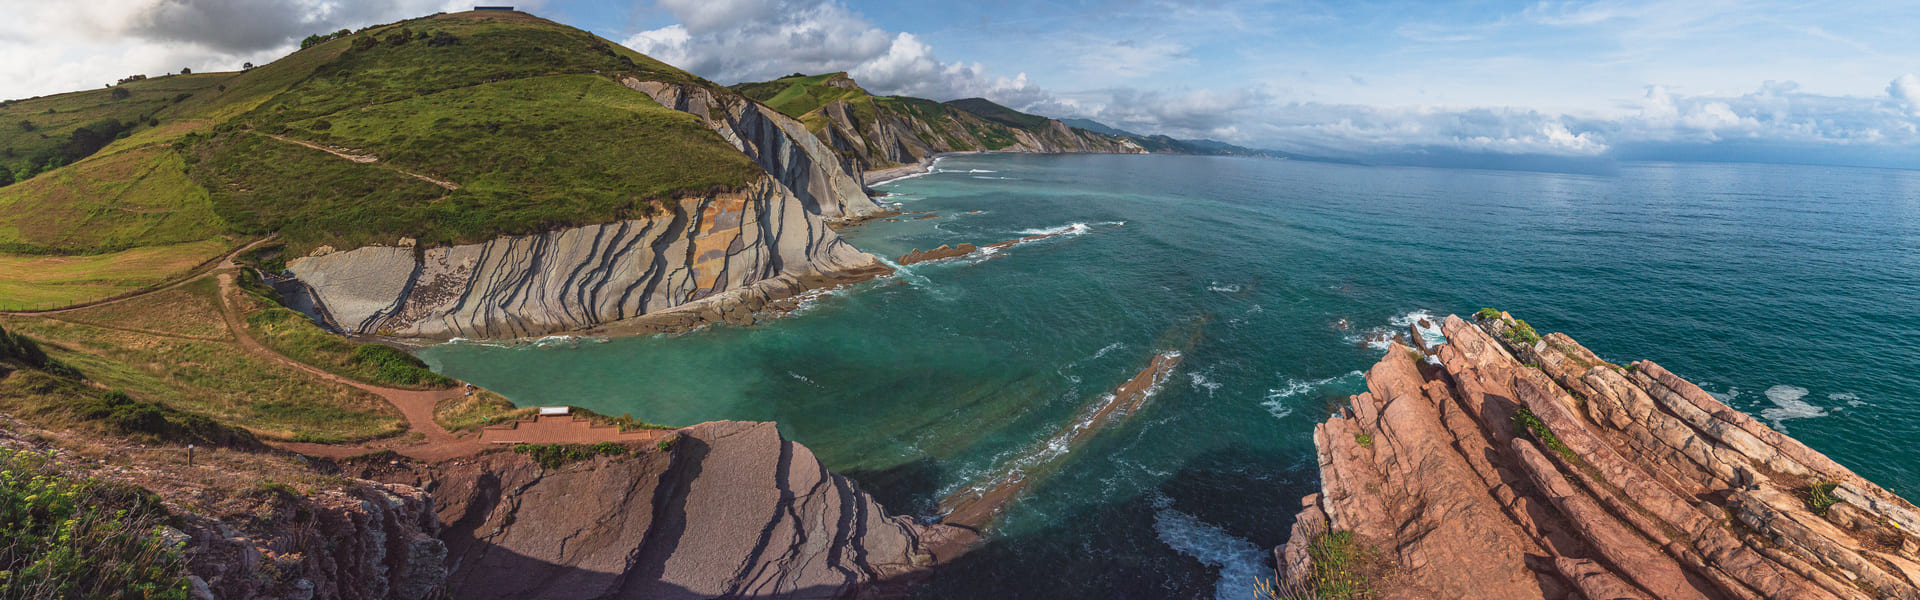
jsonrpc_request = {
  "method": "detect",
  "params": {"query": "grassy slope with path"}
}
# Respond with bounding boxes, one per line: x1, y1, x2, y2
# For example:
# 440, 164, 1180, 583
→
0, 9, 761, 306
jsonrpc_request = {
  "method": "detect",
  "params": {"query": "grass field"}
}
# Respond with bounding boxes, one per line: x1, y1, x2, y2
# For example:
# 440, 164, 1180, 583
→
0, 240, 229, 311
0, 146, 227, 253
2, 312, 406, 442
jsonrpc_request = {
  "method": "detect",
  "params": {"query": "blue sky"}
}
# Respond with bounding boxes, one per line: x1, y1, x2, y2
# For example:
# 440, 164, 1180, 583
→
7, 0, 1920, 167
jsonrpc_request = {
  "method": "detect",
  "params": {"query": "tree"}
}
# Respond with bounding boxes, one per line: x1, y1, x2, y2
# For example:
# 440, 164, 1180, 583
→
242, 62, 254, 70
0, 165, 12, 187
179, 67, 191, 74
110, 86, 131, 100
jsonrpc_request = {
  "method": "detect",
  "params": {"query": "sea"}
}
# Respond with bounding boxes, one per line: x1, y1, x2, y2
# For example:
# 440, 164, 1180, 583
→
419, 154, 1920, 599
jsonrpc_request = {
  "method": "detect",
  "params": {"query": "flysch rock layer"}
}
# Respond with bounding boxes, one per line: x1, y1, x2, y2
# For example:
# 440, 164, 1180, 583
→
287, 176, 886, 339
423, 421, 967, 600
625, 78, 884, 220
1283, 312, 1920, 600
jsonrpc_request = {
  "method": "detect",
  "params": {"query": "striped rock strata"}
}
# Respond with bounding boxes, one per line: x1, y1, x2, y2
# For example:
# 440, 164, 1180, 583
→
625, 78, 883, 220
419, 421, 968, 599
287, 176, 885, 339
1283, 312, 1920, 600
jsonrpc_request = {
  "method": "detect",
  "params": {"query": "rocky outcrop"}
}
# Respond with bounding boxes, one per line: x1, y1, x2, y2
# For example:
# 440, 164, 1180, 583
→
415, 421, 966, 599
811, 95, 1145, 176
1282, 312, 1920, 600
183, 483, 447, 600
287, 176, 887, 339
625, 78, 883, 220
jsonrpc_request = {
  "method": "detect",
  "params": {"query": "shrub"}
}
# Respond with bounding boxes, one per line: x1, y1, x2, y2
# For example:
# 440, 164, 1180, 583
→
66, 390, 257, 447
1513, 408, 1578, 463
1354, 432, 1373, 448
1809, 482, 1840, 515
350, 344, 454, 387
656, 435, 679, 452
512, 442, 629, 469
0, 449, 190, 598
1474, 307, 1502, 321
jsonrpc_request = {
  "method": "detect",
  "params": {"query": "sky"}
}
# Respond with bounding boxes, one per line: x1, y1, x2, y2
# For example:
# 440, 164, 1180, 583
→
6, 0, 1920, 168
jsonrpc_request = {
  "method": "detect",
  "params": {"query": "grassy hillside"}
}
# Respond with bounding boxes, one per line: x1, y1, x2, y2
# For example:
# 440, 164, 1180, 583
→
944, 97, 1052, 130
0, 9, 765, 309
733, 73, 1144, 170
733, 72, 871, 118
0, 73, 234, 181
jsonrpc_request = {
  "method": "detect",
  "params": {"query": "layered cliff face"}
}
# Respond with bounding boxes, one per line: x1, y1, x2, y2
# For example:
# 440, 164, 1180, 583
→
406, 421, 964, 599
732, 73, 1146, 175
625, 78, 883, 220
810, 95, 1146, 174
286, 176, 886, 339
1282, 313, 1920, 600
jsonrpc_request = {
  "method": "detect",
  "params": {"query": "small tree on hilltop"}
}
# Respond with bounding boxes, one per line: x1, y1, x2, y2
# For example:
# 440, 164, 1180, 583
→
179, 67, 191, 75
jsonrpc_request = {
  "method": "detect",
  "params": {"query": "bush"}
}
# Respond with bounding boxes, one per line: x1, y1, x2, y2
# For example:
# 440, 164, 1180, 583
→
351, 344, 454, 387
1, 324, 80, 379
0, 449, 190, 599
656, 435, 679, 452
512, 442, 629, 469
1474, 307, 1502, 321
1809, 482, 1840, 515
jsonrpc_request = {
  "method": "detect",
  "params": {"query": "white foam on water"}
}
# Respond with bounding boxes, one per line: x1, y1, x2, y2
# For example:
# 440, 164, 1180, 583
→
1189, 371, 1223, 397
1390, 309, 1448, 349
1706, 386, 1740, 403
1151, 495, 1270, 600
1830, 392, 1866, 407
787, 371, 823, 388
971, 176, 1018, 180
1017, 222, 1093, 237
1263, 371, 1364, 420
1761, 385, 1827, 429
1091, 342, 1124, 360
1207, 281, 1242, 293
968, 169, 996, 173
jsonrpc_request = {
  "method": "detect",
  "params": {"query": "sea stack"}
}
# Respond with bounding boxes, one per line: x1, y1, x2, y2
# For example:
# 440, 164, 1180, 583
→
1281, 311, 1920, 600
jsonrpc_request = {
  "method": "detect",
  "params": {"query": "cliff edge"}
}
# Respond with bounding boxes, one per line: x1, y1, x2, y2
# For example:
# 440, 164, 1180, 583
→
361, 420, 967, 599
1281, 312, 1920, 600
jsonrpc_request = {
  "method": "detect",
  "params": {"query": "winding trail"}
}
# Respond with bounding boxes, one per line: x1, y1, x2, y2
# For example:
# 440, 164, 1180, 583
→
209, 271, 485, 461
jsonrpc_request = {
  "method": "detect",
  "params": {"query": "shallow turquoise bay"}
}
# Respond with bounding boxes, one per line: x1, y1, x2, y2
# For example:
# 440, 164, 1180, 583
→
421, 154, 1920, 599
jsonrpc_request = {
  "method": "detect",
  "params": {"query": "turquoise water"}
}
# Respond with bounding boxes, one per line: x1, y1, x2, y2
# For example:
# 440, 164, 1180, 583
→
420, 154, 1920, 598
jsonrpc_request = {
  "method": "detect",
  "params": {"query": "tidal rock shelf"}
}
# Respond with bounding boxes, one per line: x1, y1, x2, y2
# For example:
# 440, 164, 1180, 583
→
1282, 312, 1920, 600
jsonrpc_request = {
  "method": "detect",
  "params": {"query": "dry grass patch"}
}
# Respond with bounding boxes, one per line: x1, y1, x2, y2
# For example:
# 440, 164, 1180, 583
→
0, 239, 227, 310
1, 316, 404, 442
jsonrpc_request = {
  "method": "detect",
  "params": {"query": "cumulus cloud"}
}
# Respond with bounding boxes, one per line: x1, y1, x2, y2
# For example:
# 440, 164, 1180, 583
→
0, 0, 482, 99
623, 0, 1059, 110
1890, 74, 1920, 116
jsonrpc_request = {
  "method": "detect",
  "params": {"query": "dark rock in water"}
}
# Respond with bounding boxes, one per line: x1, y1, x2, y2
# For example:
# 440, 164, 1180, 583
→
898, 244, 978, 265
1281, 313, 1920, 600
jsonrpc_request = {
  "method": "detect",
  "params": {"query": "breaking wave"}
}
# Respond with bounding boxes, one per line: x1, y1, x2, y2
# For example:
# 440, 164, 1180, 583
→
1263, 371, 1364, 420
1151, 494, 1270, 600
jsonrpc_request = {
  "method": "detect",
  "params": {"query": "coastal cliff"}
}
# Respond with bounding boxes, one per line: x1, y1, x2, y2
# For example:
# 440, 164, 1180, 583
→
626, 78, 884, 220
731, 73, 1146, 176
286, 176, 887, 339
1281, 312, 1920, 599
363, 421, 964, 599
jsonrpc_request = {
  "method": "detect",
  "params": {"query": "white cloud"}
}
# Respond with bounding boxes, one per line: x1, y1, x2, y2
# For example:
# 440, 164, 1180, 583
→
622, 0, 1062, 110
0, 0, 483, 100
1890, 74, 1920, 116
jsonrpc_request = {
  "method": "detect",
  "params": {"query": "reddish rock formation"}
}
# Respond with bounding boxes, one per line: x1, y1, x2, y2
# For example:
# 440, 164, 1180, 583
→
898, 244, 978, 265
410, 421, 966, 599
1282, 312, 1920, 600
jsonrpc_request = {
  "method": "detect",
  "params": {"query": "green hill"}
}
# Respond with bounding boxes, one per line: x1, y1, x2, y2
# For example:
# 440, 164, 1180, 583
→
0, 10, 767, 307
732, 73, 1141, 172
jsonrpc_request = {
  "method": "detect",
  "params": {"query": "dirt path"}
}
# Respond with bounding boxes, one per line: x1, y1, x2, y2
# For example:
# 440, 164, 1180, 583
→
210, 271, 486, 461
262, 134, 461, 190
